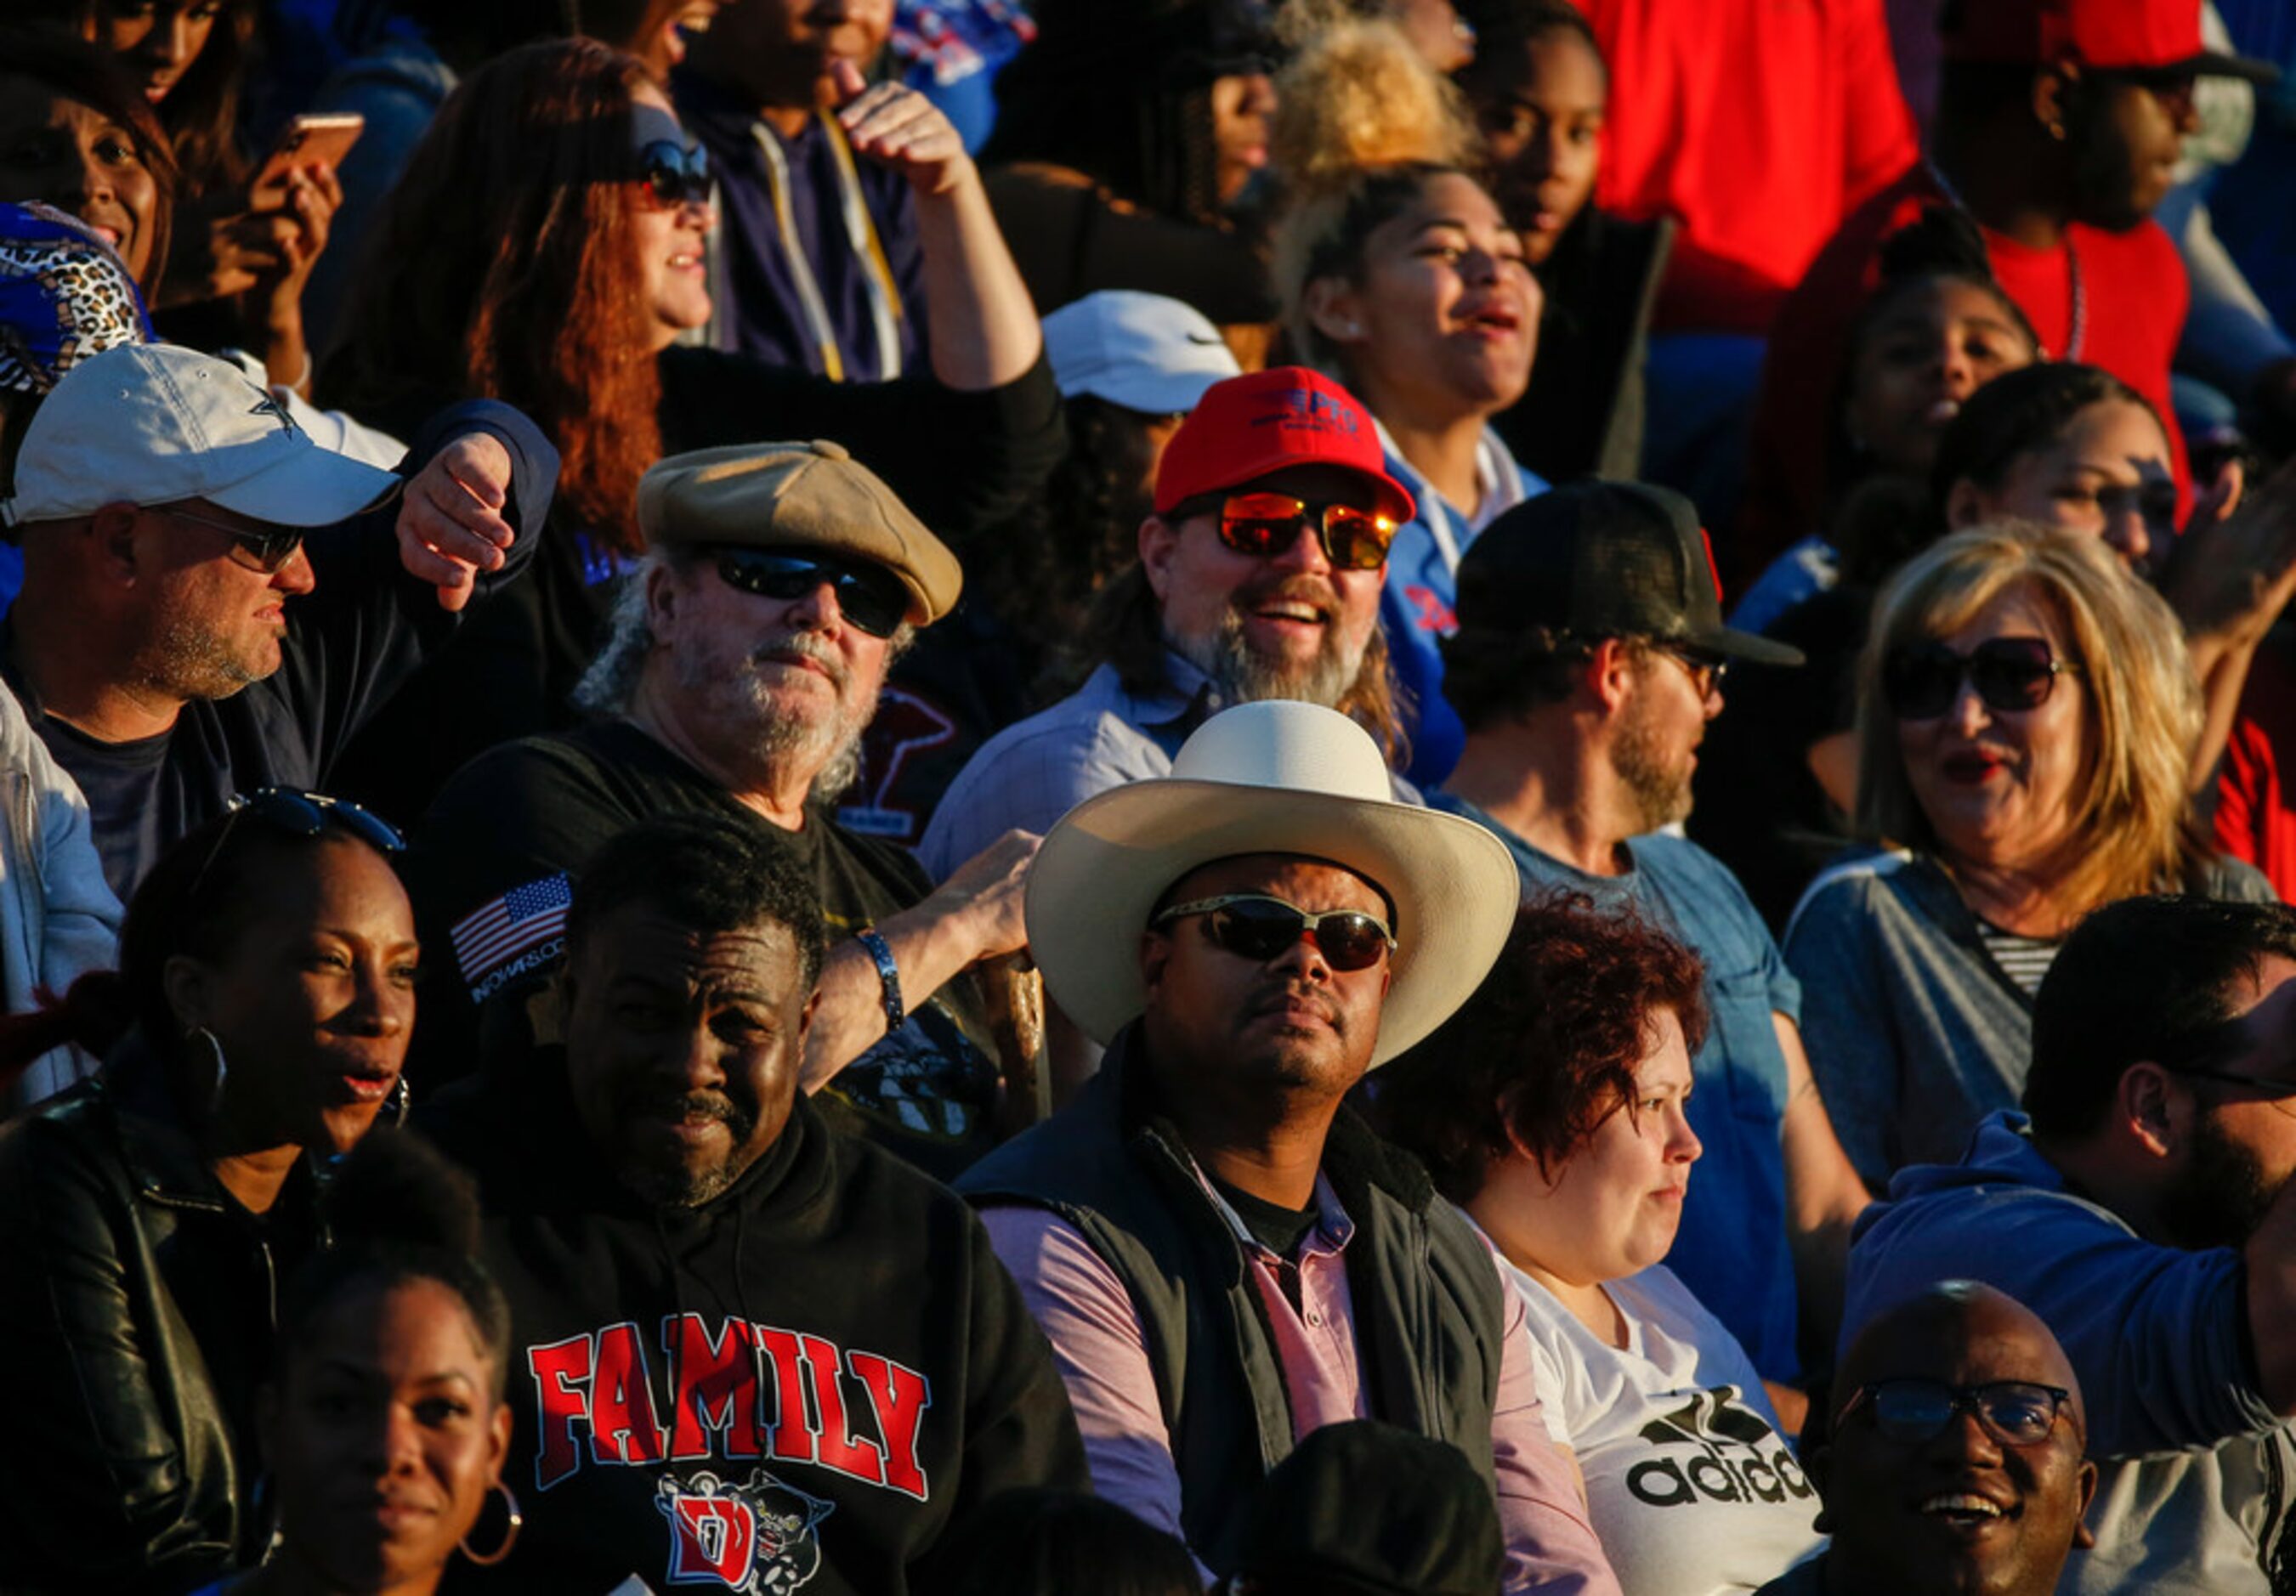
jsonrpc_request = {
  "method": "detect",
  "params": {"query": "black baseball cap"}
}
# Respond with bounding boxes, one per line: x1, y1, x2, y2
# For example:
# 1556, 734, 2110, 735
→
1456, 481, 1806, 667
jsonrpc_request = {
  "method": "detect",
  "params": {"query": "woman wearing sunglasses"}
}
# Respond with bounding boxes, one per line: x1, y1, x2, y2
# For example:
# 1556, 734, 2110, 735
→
0, 790, 420, 1592
1378, 893, 1825, 1596
320, 35, 1046, 823
1783, 522, 2275, 1191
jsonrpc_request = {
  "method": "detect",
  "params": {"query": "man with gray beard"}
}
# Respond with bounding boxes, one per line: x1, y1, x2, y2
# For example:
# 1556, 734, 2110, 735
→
407, 442, 1035, 1179
1426, 480, 1871, 1437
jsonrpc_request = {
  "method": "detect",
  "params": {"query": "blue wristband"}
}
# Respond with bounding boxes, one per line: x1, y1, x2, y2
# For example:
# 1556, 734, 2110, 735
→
854, 925, 904, 1033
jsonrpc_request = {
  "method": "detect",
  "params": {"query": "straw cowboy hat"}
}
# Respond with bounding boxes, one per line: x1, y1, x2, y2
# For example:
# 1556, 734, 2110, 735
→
1024, 701, 1518, 1066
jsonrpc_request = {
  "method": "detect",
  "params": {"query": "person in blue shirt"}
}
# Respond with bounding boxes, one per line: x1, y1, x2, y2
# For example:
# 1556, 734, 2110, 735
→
1427, 479, 1868, 1433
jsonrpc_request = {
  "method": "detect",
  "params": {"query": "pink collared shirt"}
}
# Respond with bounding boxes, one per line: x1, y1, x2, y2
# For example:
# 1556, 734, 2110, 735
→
979, 1178, 1622, 1595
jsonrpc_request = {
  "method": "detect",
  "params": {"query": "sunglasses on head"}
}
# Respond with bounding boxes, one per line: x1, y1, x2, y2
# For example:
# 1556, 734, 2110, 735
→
184, 788, 405, 908
708, 546, 910, 640
637, 139, 711, 207
1835, 1378, 2073, 1448
1882, 637, 2080, 721
156, 502, 303, 574
1182, 492, 1397, 572
1150, 892, 1396, 971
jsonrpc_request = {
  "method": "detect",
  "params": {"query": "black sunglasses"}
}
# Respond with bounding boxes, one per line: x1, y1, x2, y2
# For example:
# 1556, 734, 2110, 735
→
1177, 491, 1398, 572
184, 788, 406, 908
709, 546, 910, 640
1836, 1379, 2074, 1448
637, 139, 711, 207
1882, 637, 2081, 722
1150, 892, 1396, 971
157, 503, 304, 574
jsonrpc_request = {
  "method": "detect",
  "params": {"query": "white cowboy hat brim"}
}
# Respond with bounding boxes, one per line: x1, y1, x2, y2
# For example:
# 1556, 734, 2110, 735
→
1025, 777, 1519, 1067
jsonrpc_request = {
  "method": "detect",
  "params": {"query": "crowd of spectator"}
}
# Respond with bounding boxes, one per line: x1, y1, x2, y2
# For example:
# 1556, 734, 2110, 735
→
1, 0, 2294, 1593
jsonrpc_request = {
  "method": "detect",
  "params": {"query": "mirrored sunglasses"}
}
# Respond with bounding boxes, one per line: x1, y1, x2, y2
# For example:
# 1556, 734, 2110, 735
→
709, 546, 909, 640
1206, 492, 1398, 572
1837, 1378, 2072, 1447
1150, 892, 1396, 971
638, 139, 711, 207
1882, 637, 2079, 721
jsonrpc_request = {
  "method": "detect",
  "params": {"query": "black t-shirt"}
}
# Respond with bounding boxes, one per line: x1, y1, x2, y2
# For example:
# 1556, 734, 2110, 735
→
1209, 1174, 1318, 1259
3, 399, 555, 899
405, 718, 1004, 1180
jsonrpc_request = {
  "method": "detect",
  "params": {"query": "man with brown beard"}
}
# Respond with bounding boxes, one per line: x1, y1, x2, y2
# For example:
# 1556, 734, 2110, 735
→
1844, 893, 2296, 1595
916, 366, 1411, 884
1427, 480, 1868, 1435
406, 441, 1035, 1179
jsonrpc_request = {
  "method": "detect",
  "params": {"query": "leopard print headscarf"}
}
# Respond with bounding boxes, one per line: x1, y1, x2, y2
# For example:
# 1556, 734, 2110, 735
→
0, 202, 154, 396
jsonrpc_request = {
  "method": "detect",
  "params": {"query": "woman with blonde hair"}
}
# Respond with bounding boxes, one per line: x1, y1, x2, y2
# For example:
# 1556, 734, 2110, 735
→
1269, 20, 1539, 786
1783, 521, 2274, 1190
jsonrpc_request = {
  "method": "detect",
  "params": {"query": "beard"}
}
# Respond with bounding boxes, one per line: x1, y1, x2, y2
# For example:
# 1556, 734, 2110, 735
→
1169, 573, 1366, 710
1611, 688, 1697, 832
612, 1087, 760, 1209
150, 613, 269, 701
2157, 1110, 2282, 1251
675, 628, 876, 802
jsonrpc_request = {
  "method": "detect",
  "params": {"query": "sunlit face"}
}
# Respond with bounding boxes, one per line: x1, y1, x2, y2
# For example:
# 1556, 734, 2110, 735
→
2156, 954, 2296, 1252
1317, 172, 1539, 421
628, 82, 713, 347
1894, 584, 2089, 878
1140, 465, 1384, 710
1209, 71, 1277, 207
264, 1279, 510, 1593
129, 498, 318, 702
632, 0, 728, 76
564, 904, 814, 1207
173, 835, 417, 1157
1847, 279, 2037, 478
1471, 28, 1605, 266
1140, 854, 1395, 1107
1514, 1007, 1701, 1286
89, 0, 224, 105
0, 76, 161, 283
1612, 644, 1721, 832
1956, 399, 2176, 581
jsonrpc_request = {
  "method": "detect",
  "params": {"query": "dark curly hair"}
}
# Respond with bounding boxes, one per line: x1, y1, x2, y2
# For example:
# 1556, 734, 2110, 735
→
566, 813, 829, 988
1377, 891, 1708, 1201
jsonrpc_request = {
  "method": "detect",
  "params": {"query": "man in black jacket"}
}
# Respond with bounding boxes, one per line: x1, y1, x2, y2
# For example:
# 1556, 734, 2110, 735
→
958, 699, 1619, 1593
424, 813, 1086, 1596
0, 342, 555, 896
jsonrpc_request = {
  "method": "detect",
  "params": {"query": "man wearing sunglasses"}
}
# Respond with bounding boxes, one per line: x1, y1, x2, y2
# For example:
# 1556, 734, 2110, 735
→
1756, 1281, 2095, 1596
960, 701, 1619, 1594
1428, 480, 1865, 1435
1844, 895, 2296, 1594
0, 342, 555, 899
921, 365, 1409, 889
411, 441, 1030, 1180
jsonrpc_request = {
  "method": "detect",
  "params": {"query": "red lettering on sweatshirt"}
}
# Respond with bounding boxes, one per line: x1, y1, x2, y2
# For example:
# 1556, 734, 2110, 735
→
752, 1325, 818, 1465
530, 1333, 593, 1491
666, 1316, 764, 1461
590, 1322, 668, 1466
802, 1333, 885, 1486
848, 1353, 933, 1500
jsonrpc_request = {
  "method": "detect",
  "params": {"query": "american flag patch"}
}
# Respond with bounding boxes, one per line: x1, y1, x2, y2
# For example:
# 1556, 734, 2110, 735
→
450, 874, 573, 993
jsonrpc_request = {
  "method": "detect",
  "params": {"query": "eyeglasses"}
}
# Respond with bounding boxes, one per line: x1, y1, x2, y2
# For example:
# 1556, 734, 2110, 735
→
1882, 637, 2081, 721
1190, 492, 1399, 572
1653, 643, 1728, 699
637, 139, 711, 207
708, 546, 910, 640
154, 502, 304, 574
184, 788, 406, 909
1835, 1379, 2074, 1448
1149, 892, 1396, 971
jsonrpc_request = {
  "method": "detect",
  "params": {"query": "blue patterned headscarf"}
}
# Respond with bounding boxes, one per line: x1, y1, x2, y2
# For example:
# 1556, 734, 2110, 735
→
0, 203, 154, 396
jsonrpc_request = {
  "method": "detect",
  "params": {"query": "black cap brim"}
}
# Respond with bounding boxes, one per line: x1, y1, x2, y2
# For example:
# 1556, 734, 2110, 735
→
1694, 623, 1806, 667
2176, 50, 2280, 84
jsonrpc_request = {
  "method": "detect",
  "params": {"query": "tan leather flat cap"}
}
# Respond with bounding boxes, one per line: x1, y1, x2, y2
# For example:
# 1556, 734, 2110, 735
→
636, 440, 961, 625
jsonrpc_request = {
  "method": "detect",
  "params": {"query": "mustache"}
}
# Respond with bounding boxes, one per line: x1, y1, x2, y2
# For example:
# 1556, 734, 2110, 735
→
1230, 573, 1340, 619
1244, 980, 1344, 1028
749, 631, 851, 691
619, 1088, 756, 1137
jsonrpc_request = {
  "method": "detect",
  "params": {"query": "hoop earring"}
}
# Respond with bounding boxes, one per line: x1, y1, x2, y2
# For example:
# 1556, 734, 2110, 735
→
460, 1482, 522, 1566
188, 1027, 228, 1115
385, 1076, 411, 1128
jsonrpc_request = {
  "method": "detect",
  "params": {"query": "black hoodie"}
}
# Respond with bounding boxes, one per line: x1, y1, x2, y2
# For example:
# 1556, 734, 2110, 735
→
423, 1056, 1086, 1596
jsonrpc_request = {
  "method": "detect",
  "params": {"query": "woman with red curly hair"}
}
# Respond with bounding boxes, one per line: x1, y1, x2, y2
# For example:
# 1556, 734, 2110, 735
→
1379, 892, 1824, 1596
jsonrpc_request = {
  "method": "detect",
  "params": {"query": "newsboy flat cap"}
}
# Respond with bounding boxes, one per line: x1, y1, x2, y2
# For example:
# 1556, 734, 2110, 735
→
636, 440, 962, 625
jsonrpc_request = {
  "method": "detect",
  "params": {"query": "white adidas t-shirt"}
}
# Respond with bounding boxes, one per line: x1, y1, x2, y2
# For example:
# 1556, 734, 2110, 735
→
1494, 1246, 1826, 1596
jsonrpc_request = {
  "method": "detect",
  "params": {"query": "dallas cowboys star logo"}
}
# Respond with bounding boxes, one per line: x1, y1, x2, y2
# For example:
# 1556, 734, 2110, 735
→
247, 393, 297, 435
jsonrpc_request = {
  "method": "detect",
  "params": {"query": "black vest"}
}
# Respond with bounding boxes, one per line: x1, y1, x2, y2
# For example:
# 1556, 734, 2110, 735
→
956, 1027, 1505, 1576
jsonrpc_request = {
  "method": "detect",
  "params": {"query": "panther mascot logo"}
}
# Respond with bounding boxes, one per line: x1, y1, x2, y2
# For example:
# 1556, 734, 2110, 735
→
655, 1469, 836, 1593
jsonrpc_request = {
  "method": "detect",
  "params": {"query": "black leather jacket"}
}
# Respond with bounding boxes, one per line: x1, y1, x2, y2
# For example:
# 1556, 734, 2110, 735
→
0, 1035, 321, 1594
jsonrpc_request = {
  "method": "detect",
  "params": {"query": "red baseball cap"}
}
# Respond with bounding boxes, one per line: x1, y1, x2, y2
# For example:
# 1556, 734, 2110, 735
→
1153, 366, 1416, 525
1942, 0, 2276, 82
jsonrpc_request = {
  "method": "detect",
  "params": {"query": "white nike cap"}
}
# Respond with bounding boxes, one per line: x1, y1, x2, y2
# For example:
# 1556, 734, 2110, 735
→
1, 342, 399, 529
1043, 291, 1242, 417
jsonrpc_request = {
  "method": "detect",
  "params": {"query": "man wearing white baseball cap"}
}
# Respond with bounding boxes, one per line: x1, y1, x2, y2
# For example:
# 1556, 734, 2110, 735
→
958, 699, 1621, 1596
1042, 290, 1244, 417
0, 342, 558, 895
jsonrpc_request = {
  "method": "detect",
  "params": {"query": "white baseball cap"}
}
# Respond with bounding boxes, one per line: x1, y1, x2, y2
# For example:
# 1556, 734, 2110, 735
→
1, 342, 399, 529
1043, 291, 1242, 417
